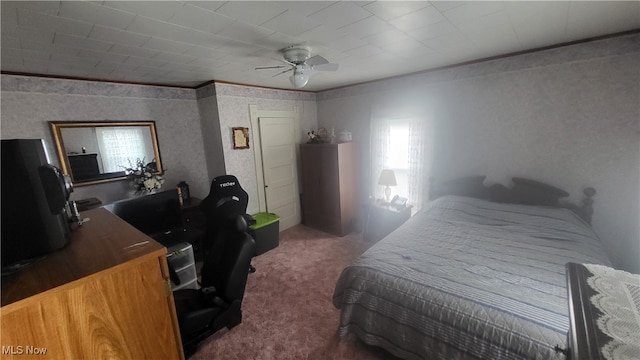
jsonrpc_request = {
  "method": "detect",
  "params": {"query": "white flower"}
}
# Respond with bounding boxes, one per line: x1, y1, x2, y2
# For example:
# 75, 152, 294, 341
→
123, 158, 165, 195
143, 178, 157, 191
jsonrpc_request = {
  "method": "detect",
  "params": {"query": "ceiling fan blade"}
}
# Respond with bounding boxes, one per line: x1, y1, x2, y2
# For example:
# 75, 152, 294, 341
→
313, 63, 339, 71
272, 68, 293, 77
306, 55, 329, 66
255, 65, 287, 70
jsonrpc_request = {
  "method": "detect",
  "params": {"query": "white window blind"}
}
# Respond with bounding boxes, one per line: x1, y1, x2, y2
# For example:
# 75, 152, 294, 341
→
96, 127, 147, 173
371, 105, 432, 212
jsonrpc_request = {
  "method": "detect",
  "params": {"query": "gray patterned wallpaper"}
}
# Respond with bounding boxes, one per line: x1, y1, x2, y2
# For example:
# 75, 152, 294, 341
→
196, 82, 226, 181
0, 76, 317, 217
315, 33, 640, 273
1, 75, 209, 204
213, 82, 317, 214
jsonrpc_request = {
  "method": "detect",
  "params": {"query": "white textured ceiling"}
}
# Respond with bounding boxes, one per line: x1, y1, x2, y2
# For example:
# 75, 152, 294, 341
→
1, 1, 639, 91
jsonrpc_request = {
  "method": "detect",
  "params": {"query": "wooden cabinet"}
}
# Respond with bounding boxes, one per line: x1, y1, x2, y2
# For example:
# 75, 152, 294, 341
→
300, 142, 358, 236
1, 208, 184, 360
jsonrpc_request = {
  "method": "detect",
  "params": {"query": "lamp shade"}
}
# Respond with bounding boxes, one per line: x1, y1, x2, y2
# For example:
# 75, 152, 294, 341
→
378, 169, 397, 186
289, 68, 309, 88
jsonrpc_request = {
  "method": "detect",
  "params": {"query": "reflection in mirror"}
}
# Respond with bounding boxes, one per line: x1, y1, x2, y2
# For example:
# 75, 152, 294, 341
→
50, 121, 163, 186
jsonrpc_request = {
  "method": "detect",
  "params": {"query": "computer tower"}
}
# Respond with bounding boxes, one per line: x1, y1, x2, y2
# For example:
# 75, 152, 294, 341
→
1, 139, 71, 272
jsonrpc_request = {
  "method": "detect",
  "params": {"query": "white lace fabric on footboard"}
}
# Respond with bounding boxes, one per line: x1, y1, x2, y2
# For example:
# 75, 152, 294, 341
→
584, 264, 640, 360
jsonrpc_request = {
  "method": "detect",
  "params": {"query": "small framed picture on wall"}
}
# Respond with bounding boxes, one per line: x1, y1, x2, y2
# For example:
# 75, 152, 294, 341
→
232, 127, 249, 149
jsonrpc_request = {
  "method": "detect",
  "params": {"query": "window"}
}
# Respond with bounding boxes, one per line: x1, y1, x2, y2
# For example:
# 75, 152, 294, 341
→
96, 127, 148, 173
371, 107, 431, 212
386, 122, 410, 199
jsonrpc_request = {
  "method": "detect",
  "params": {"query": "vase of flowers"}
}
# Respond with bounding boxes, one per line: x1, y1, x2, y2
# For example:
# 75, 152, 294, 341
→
123, 158, 165, 195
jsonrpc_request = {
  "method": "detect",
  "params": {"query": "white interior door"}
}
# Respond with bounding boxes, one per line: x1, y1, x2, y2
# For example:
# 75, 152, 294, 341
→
257, 116, 300, 230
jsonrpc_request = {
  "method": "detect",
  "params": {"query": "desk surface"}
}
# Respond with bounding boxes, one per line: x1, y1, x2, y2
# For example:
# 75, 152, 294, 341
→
1, 208, 166, 307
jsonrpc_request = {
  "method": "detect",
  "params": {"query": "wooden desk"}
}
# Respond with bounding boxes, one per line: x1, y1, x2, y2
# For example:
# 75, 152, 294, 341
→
1, 208, 184, 359
180, 197, 205, 262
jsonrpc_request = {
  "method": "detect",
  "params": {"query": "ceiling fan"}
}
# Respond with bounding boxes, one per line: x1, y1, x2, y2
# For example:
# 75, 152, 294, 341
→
255, 46, 339, 89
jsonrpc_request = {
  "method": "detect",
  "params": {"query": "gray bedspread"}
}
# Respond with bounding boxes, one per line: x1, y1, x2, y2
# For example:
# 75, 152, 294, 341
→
333, 196, 611, 360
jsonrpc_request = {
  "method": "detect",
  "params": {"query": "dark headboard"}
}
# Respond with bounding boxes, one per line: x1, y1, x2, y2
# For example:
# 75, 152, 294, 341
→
429, 176, 596, 224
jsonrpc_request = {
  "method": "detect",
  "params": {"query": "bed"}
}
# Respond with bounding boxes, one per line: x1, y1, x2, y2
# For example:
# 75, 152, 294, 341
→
332, 176, 611, 360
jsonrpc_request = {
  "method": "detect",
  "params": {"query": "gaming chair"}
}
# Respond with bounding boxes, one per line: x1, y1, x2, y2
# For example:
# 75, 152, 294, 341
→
173, 175, 256, 357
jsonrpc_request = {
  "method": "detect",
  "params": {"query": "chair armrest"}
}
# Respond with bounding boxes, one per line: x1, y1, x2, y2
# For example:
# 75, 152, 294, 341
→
243, 214, 256, 226
233, 214, 255, 233
173, 288, 201, 301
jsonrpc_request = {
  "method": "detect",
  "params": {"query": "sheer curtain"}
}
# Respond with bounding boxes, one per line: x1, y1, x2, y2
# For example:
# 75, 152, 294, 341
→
96, 127, 147, 172
370, 104, 432, 212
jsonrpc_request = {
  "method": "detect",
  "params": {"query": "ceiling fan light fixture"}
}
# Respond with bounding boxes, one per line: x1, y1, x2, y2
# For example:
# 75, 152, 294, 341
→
289, 70, 309, 88
255, 46, 338, 88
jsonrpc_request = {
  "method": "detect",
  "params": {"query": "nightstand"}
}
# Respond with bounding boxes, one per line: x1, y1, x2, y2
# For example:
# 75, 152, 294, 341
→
363, 202, 412, 242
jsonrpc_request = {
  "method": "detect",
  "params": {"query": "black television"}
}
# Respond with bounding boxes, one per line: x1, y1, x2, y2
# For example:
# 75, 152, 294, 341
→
1, 139, 72, 274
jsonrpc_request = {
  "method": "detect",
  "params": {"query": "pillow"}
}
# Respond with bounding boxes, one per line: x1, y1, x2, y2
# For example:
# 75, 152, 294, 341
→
511, 177, 569, 206
437, 176, 489, 199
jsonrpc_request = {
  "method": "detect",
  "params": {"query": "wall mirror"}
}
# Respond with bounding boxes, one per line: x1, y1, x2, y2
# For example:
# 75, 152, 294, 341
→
50, 121, 163, 186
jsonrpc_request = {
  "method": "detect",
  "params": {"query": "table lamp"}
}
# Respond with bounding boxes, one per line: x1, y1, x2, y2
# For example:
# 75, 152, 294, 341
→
378, 169, 397, 203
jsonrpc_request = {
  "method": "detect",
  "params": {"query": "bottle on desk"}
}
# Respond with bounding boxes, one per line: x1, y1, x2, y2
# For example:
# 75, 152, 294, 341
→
177, 181, 190, 206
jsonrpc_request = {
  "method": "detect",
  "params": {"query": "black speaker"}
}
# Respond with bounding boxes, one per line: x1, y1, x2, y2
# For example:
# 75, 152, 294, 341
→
38, 164, 72, 215
1, 139, 71, 272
